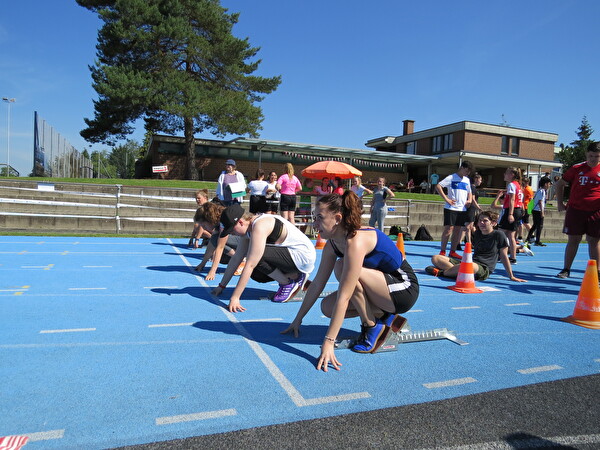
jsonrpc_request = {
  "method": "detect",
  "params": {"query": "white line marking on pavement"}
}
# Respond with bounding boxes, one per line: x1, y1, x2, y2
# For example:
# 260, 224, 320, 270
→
25, 429, 65, 442
148, 323, 194, 328
407, 309, 424, 313
423, 377, 477, 389
1, 338, 242, 349
68, 287, 107, 291
451, 306, 481, 310
505, 303, 530, 306
167, 238, 372, 408
517, 364, 563, 374
552, 300, 575, 303
156, 408, 237, 425
40, 328, 96, 334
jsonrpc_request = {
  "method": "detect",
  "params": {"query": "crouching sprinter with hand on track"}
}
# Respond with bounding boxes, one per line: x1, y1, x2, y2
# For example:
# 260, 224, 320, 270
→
282, 191, 420, 371
425, 210, 527, 283
211, 203, 316, 313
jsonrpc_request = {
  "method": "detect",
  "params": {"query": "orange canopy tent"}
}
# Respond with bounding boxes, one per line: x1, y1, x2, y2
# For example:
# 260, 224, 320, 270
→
301, 161, 362, 180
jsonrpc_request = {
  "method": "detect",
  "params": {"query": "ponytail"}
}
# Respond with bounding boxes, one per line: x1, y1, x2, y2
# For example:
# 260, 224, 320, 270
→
317, 191, 363, 238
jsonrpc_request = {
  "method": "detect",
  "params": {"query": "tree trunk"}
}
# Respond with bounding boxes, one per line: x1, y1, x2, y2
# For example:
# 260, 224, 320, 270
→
184, 116, 198, 180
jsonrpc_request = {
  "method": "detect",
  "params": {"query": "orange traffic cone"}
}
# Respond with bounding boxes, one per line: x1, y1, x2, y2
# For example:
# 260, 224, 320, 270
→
448, 242, 483, 294
396, 231, 405, 258
315, 233, 326, 250
562, 260, 600, 329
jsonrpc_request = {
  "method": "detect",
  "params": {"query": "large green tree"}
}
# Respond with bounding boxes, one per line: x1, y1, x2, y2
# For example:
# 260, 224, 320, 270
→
558, 116, 594, 171
77, 0, 281, 180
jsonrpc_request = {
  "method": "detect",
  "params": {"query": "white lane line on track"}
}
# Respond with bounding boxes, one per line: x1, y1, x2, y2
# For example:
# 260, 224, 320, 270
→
517, 364, 563, 374
24, 429, 65, 442
1, 338, 242, 349
552, 300, 575, 303
423, 377, 477, 389
167, 238, 372, 408
40, 328, 96, 334
68, 287, 107, 291
156, 408, 237, 425
148, 323, 194, 328
451, 306, 481, 310
505, 302, 530, 306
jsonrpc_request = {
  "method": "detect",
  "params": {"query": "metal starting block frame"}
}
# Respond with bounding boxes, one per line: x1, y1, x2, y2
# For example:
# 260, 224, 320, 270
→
335, 321, 469, 353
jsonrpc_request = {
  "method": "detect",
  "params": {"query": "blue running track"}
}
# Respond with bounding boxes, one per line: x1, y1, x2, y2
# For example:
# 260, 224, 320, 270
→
0, 236, 598, 449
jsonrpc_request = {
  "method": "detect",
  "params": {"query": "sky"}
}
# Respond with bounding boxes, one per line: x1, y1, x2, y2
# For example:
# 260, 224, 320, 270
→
1, 0, 599, 177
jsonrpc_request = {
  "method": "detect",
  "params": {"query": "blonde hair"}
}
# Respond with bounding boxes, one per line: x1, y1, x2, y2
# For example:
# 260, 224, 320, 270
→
284, 163, 294, 177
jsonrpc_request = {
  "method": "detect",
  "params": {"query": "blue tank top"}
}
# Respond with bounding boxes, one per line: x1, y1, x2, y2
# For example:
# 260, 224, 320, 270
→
329, 228, 404, 273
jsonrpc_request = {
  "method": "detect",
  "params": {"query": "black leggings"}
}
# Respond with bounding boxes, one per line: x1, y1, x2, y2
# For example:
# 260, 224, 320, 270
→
250, 245, 298, 283
527, 210, 544, 243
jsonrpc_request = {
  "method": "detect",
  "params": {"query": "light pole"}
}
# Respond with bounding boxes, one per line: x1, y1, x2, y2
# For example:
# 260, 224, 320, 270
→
2, 97, 15, 177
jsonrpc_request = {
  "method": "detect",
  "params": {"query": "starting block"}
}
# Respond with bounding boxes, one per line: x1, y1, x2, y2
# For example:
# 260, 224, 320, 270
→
335, 319, 468, 353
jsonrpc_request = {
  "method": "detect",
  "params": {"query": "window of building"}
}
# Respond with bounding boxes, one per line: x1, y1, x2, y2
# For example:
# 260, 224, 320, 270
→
511, 137, 519, 155
432, 136, 441, 154
501, 136, 509, 154
432, 134, 452, 154
443, 133, 453, 151
406, 141, 417, 154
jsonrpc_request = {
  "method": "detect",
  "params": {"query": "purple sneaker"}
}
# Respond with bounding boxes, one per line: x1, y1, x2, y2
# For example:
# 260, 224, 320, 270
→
272, 272, 307, 303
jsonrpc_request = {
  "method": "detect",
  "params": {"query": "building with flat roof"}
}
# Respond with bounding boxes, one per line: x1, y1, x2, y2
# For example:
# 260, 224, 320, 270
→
366, 120, 560, 190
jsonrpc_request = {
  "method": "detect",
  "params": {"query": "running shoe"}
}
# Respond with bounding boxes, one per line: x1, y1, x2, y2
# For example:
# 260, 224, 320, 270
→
534, 242, 547, 247
425, 265, 441, 277
509, 257, 517, 264
523, 244, 534, 256
449, 251, 462, 260
272, 272, 307, 303
352, 319, 387, 353
556, 269, 570, 279
439, 250, 447, 256
233, 258, 246, 276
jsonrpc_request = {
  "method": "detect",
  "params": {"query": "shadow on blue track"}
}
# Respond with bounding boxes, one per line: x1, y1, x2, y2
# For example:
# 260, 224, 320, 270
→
191, 320, 357, 367
513, 312, 570, 323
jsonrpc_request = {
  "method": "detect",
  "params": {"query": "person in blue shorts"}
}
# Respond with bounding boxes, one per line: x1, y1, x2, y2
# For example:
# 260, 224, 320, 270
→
283, 191, 419, 371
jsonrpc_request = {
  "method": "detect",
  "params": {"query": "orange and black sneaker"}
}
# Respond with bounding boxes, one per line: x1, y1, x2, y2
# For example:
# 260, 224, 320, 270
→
425, 265, 441, 277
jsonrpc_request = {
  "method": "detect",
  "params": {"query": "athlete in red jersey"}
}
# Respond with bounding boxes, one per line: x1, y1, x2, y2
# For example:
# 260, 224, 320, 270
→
555, 141, 600, 278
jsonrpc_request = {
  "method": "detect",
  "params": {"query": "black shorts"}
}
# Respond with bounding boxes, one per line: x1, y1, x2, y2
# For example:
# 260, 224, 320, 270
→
266, 198, 279, 213
499, 208, 524, 232
521, 211, 530, 224
443, 209, 469, 227
249, 195, 267, 214
466, 206, 479, 223
279, 194, 297, 212
385, 260, 419, 314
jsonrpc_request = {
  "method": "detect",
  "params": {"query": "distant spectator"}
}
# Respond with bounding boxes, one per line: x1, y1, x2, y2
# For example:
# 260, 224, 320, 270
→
277, 163, 302, 225
369, 177, 395, 231
351, 176, 373, 198
246, 169, 268, 214
419, 179, 429, 193
216, 159, 246, 206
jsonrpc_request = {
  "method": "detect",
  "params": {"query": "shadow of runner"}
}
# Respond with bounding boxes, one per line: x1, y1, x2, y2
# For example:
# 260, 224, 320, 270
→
191, 320, 356, 367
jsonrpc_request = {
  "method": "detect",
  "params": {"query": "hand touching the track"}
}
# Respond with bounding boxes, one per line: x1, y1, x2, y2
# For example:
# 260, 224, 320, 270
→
317, 341, 341, 372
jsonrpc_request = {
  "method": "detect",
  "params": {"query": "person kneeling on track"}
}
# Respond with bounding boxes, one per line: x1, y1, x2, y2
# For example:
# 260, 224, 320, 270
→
425, 210, 527, 283
211, 203, 316, 313
282, 191, 420, 371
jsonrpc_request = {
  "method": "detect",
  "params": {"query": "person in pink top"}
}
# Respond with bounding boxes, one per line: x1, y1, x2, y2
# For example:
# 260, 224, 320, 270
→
277, 163, 302, 225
